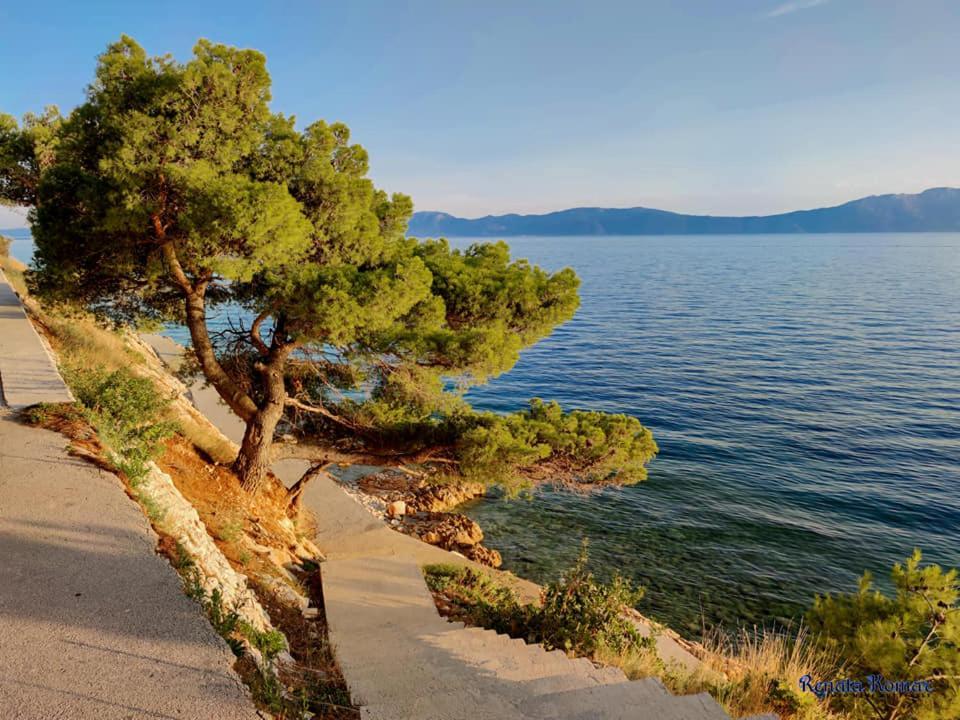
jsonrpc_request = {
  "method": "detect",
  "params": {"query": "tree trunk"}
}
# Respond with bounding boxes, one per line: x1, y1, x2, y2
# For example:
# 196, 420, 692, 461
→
184, 291, 258, 422
233, 402, 283, 493
158, 239, 258, 422
233, 350, 291, 493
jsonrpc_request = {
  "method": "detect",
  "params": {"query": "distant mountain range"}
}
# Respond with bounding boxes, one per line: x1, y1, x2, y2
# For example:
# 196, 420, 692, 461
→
409, 188, 960, 237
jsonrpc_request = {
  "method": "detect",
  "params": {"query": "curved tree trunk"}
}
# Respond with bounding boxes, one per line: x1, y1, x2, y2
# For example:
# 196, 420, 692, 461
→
183, 291, 258, 422
160, 238, 258, 422
233, 348, 292, 493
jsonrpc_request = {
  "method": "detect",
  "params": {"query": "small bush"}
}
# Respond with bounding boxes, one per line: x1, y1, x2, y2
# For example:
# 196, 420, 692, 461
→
215, 516, 245, 543
425, 543, 650, 660
807, 550, 960, 720
244, 625, 288, 662
63, 364, 176, 481
425, 563, 534, 638
536, 542, 647, 655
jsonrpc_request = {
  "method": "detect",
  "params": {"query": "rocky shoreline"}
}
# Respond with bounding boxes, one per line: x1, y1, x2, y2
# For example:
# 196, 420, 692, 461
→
328, 466, 503, 567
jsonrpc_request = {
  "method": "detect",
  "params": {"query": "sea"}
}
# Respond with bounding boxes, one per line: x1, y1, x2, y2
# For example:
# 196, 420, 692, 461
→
454, 233, 960, 636
7, 227, 958, 636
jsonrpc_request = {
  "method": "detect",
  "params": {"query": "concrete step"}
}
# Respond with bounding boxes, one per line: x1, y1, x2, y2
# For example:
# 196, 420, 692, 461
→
520, 678, 671, 719
522, 682, 729, 720
670, 692, 732, 720
322, 555, 743, 720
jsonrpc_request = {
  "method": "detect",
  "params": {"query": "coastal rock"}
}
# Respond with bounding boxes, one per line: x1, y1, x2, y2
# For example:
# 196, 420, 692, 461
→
397, 512, 500, 566
357, 470, 485, 513
463, 545, 503, 568
333, 467, 501, 567
412, 481, 486, 513
405, 512, 484, 547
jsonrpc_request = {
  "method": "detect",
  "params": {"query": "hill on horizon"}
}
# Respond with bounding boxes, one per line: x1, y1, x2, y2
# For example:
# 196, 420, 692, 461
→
408, 188, 960, 237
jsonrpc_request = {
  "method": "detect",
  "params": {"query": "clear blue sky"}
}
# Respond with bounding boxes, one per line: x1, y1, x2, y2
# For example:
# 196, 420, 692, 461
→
2, 0, 959, 227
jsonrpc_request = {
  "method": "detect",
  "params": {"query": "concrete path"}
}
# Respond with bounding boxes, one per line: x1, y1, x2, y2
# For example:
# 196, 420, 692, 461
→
0, 270, 73, 408
322, 555, 733, 720
0, 410, 261, 719
0, 289, 259, 718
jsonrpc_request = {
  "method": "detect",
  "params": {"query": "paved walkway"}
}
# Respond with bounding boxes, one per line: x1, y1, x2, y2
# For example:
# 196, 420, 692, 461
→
0, 286, 260, 718
0, 270, 73, 408
322, 555, 735, 720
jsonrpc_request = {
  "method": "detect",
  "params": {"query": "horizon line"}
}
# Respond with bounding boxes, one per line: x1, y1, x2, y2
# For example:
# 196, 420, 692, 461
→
414, 186, 959, 222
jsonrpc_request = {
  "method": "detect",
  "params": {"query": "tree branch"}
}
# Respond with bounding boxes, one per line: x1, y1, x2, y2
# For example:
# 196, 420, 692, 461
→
285, 396, 365, 432
250, 308, 271, 357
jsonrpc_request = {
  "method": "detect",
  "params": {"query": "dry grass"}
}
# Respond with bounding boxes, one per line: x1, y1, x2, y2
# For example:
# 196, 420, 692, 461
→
36, 310, 237, 463
693, 626, 842, 720
599, 625, 844, 719
0, 251, 29, 295
594, 625, 844, 719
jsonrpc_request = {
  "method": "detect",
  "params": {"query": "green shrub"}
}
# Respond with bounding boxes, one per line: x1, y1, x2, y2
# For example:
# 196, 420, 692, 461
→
425, 544, 650, 659
807, 550, 960, 720
425, 563, 534, 637
63, 364, 176, 481
243, 625, 288, 662
452, 399, 659, 491
536, 542, 647, 655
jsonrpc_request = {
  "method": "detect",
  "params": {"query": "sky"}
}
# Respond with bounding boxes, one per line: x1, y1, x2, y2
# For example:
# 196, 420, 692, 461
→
2, 0, 959, 227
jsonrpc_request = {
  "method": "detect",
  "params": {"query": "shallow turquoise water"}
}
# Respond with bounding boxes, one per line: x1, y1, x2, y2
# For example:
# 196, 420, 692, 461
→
452, 234, 960, 636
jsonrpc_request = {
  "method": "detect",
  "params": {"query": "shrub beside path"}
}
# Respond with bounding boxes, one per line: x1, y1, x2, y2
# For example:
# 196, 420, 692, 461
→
0, 273, 260, 719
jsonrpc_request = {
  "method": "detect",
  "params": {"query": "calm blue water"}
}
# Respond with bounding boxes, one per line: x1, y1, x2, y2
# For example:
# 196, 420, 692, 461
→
2, 228, 33, 264
452, 234, 960, 636
9, 227, 959, 635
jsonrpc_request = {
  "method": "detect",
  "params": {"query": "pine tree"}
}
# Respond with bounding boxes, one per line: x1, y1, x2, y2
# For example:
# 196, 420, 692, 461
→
1, 36, 657, 494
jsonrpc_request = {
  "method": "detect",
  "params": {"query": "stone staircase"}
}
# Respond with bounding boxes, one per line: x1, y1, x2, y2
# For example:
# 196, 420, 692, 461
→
321, 556, 775, 720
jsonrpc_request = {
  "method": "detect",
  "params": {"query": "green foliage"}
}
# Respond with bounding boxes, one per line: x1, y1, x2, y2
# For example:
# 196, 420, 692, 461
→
5, 34, 656, 494
206, 588, 245, 657
0, 233, 10, 256
424, 563, 535, 638
807, 550, 960, 720
537, 542, 647, 655
174, 546, 251, 658
215, 516, 245, 543
456, 399, 658, 489
425, 544, 650, 660
20, 402, 60, 426
63, 364, 176, 481
0, 107, 61, 206
242, 625, 288, 663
